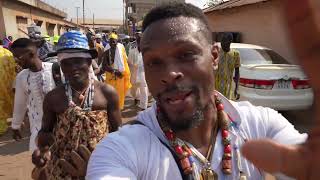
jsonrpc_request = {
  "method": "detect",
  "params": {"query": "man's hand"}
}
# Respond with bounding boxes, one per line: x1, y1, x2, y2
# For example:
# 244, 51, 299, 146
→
59, 145, 92, 177
114, 70, 123, 78
32, 147, 51, 168
242, 0, 320, 179
31, 147, 51, 180
12, 129, 22, 141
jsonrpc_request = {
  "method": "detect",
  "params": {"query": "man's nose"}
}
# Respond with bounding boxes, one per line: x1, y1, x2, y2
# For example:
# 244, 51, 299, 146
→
70, 64, 79, 71
161, 66, 184, 85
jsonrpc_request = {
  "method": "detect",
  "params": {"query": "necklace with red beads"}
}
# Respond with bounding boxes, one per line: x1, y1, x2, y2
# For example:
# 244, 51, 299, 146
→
158, 93, 234, 180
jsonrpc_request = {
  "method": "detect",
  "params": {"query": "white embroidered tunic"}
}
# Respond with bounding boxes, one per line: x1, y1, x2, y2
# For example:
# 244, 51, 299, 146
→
12, 62, 55, 151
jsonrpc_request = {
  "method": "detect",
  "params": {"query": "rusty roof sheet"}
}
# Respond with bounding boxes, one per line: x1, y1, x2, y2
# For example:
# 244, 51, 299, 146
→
203, 0, 270, 13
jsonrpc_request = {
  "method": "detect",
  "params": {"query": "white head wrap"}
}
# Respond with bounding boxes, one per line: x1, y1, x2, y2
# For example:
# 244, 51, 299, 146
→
57, 52, 98, 81
57, 52, 92, 62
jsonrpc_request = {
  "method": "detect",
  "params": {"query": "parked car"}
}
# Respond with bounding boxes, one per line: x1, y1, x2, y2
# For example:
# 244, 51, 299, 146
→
224, 43, 313, 110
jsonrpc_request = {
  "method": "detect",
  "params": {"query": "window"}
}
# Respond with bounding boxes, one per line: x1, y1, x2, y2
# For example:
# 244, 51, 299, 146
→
34, 20, 43, 27
46, 23, 56, 36
16, 16, 28, 24
236, 48, 290, 65
16, 16, 28, 37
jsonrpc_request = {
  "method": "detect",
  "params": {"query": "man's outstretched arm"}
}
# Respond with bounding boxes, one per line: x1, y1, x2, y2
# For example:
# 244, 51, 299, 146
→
242, 1, 320, 179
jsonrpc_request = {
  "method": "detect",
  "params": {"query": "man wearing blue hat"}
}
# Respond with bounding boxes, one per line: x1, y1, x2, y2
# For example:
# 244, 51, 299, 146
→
31, 31, 122, 180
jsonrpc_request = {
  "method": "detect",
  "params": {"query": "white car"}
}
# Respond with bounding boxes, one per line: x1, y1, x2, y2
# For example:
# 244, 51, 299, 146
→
230, 43, 314, 110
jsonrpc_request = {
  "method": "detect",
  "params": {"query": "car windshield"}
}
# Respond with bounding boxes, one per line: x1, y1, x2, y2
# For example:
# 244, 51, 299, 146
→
235, 48, 290, 65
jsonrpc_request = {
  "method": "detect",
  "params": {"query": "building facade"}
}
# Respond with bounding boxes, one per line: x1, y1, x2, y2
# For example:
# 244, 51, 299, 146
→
204, 0, 297, 63
125, 0, 155, 23
125, 0, 185, 34
0, 0, 81, 40
75, 18, 123, 32
155, 0, 185, 5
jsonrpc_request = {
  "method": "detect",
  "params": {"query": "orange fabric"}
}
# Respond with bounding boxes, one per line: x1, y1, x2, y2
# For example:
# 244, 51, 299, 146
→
105, 46, 131, 110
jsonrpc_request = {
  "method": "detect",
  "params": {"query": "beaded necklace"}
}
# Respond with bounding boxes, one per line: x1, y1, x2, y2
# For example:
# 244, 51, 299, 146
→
158, 93, 233, 180
65, 78, 94, 111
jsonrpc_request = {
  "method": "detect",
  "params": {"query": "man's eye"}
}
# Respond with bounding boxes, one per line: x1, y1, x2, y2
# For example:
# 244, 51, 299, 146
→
179, 51, 197, 60
146, 59, 162, 68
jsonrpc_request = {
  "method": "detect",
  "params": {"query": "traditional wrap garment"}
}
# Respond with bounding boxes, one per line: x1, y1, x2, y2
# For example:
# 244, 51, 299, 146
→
0, 47, 16, 135
104, 42, 131, 110
215, 49, 241, 100
41, 80, 109, 180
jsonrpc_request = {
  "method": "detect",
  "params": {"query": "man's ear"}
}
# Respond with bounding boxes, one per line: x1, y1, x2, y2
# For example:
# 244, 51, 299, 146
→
211, 43, 219, 70
29, 50, 36, 59
87, 59, 93, 66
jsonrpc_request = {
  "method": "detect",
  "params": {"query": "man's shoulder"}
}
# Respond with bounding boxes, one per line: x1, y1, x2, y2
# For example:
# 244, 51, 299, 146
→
229, 101, 272, 131
16, 69, 29, 80
43, 62, 53, 65
13, 70, 28, 90
231, 100, 268, 122
230, 100, 307, 144
46, 85, 65, 100
95, 81, 117, 96
230, 100, 284, 137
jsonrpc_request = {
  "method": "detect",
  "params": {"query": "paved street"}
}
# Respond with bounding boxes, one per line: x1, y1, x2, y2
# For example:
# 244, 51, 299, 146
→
281, 108, 313, 134
0, 97, 313, 180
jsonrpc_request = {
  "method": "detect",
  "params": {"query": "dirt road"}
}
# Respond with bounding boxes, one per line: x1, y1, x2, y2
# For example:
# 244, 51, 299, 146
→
0, 97, 138, 180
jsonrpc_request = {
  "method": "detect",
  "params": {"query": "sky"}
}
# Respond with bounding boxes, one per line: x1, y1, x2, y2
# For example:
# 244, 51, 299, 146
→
42, 0, 208, 20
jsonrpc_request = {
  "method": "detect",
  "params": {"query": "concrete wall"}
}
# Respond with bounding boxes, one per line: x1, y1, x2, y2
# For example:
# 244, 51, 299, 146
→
127, 0, 156, 4
156, 0, 185, 5
205, 0, 297, 63
0, 0, 6, 39
16, 0, 67, 18
0, 0, 71, 40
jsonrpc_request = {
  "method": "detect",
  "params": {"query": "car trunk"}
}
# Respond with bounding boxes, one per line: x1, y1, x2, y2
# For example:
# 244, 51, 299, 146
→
240, 64, 310, 96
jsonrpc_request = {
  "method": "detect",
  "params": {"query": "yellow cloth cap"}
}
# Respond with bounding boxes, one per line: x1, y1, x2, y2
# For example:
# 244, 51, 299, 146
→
109, 33, 118, 40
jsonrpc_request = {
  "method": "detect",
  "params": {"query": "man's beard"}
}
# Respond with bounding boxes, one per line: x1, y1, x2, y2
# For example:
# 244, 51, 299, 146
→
157, 85, 210, 132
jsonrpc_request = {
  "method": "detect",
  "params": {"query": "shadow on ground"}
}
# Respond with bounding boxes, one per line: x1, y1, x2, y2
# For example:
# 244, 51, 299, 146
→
280, 108, 313, 134
122, 98, 139, 121
0, 128, 30, 155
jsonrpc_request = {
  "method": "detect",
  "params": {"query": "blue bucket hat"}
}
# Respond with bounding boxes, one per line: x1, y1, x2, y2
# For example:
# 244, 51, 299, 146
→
57, 31, 97, 58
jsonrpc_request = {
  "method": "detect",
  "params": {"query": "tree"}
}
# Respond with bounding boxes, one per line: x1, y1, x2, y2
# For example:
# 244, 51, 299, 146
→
206, 0, 225, 6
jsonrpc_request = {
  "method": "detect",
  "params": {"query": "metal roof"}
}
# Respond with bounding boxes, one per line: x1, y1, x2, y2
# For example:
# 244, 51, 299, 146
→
203, 0, 270, 13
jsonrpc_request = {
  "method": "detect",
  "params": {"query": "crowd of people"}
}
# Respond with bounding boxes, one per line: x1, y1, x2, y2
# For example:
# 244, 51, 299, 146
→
0, 1, 320, 180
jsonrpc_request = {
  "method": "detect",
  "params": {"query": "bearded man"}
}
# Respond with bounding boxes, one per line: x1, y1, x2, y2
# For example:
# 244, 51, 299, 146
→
86, 3, 306, 180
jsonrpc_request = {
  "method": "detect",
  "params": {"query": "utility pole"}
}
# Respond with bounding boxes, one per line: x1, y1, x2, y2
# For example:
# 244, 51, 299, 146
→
83, 0, 85, 25
76, 7, 80, 26
93, 13, 95, 29
123, 0, 126, 33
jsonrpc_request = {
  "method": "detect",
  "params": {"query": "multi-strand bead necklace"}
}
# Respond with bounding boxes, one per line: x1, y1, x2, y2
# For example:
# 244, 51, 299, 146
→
158, 93, 232, 180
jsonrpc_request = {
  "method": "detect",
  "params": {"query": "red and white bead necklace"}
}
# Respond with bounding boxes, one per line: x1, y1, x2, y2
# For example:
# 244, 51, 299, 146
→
158, 93, 232, 180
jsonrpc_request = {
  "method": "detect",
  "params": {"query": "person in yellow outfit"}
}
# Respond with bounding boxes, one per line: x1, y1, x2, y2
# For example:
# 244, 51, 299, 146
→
215, 33, 241, 100
0, 44, 16, 135
101, 33, 131, 109
53, 35, 60, 45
